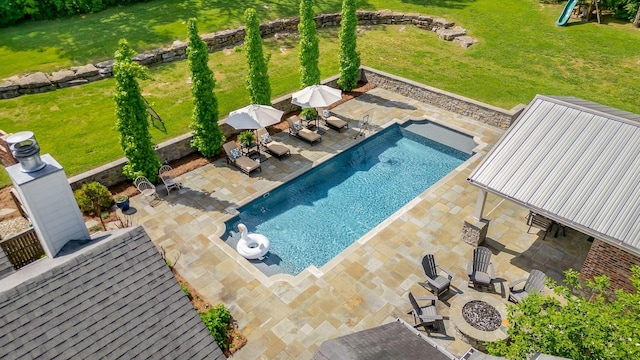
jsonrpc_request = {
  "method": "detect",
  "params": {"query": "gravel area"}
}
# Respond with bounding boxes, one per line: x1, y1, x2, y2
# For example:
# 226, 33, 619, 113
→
0, 217, 30, 240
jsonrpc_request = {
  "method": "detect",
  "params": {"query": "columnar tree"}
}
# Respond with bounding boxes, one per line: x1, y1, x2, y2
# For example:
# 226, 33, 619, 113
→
487, 267, 640, 360
244, 8, 272, 105
113, 39, 161, 182
187, 18, 225, 157
337, 0, 360, 91
298, 0, 320, 88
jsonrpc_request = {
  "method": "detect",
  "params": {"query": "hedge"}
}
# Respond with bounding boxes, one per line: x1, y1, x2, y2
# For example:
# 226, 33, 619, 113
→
0, 0, 151, 27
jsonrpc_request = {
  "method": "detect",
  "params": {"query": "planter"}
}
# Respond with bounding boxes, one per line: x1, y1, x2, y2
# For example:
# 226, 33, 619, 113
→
115, 195, 130, 211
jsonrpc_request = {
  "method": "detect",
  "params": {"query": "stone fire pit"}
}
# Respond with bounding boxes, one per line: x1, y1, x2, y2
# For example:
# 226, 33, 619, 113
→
450, 293, 508, 352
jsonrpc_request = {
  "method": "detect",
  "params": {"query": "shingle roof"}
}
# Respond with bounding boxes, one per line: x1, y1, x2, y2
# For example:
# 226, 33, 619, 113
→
467, 95, 640, 255
0, 226, 224, 360
313, 320, 455, 360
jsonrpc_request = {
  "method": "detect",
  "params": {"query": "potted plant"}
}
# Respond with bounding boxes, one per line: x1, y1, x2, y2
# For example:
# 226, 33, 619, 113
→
238, 131, 255, 147
114, 194, 130, 211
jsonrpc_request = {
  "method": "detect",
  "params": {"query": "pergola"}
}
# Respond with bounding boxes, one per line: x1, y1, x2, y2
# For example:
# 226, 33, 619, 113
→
466, 95, 640, 258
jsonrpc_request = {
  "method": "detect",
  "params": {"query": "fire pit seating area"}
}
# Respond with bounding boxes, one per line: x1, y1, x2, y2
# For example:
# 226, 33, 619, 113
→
408, 246, 535, 352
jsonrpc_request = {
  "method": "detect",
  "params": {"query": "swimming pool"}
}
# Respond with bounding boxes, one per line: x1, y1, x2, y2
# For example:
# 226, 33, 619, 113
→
225, 123, 472, 275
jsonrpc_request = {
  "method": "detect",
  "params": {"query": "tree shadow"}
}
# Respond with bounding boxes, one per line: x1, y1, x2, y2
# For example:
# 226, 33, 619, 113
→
398, 0, 475, 10
355, 92, 417, 110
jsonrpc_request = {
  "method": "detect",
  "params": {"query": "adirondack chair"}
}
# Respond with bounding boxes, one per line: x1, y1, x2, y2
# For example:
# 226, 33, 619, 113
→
466, 246, 495, 289
418, 254, 454, 298
509, 269, 546, 303
407, 292, 443, 333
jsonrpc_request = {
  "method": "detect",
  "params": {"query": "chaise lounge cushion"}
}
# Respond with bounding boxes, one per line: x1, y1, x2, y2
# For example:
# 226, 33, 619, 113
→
325, 116, 348, 132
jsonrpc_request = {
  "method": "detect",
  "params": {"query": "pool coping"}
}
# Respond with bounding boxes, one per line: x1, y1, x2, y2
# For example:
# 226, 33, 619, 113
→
208, 113, 490, 287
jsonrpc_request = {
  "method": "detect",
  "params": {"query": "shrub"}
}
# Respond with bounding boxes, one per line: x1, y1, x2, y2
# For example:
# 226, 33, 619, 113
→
200, 304, 232, 349
74, 181, 112, 231
187, 18, 226, 157
113, 39, 161, 182
337, 0, 360, 91
74, 181, 112, 214
298, 0, 321, 88
244, 8, 272, 105
237, 130, 255, 146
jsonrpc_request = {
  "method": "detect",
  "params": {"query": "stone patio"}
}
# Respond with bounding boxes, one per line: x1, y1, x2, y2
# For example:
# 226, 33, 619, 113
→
128, 87, 593, 359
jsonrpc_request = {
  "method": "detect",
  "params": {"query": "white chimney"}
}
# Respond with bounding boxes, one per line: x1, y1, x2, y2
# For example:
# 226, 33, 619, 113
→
5, 132, 89, 258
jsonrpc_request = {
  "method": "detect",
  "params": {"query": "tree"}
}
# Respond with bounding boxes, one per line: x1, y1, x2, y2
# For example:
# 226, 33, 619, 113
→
634, 5, 640, 27
487, 267, 640, 360
243, 8, 272, 105
337, 0, 360, 91
74, 182, 112, 231
298, 0, 321, 88
113, 39, 161, 182
187, 18, 225, 157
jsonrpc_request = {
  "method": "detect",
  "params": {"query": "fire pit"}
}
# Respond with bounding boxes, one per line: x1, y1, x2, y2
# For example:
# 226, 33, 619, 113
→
450, 293, 508, 352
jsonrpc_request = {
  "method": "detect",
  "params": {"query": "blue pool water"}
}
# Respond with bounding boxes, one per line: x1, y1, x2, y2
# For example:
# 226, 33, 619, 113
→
225, 124, 471, 275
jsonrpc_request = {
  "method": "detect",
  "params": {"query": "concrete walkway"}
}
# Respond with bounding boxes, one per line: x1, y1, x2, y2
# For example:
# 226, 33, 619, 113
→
129, 88, 592, 359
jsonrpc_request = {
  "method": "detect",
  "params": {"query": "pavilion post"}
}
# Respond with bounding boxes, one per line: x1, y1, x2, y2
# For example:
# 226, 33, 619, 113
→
462, 189, 490, 247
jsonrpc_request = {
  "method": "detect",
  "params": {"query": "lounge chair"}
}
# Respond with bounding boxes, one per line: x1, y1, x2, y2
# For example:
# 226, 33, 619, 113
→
467, 246, 495, 289
407, 292, 443, 333
317, 108, 348, 132
286, 117, 322, 145
222, 141, 261, 175
509, 269, 546, 303
256, 128, 291, 160
158, 165, 182, 195
134, 176, 158, 204
418, 254, 453, 299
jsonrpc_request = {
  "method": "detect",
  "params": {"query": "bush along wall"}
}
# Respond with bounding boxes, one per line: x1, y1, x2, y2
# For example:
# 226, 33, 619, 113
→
0, 0, 152, 27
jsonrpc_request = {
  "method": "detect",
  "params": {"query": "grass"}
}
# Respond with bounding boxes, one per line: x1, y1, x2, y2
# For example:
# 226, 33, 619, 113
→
1, 0, 639, 188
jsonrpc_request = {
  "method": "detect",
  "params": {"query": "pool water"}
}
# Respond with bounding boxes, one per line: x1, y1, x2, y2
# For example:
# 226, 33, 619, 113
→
225, 124, 471, 275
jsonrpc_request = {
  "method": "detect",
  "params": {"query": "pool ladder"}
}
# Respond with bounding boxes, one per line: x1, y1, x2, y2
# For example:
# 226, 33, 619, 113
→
354, 113, 372, 139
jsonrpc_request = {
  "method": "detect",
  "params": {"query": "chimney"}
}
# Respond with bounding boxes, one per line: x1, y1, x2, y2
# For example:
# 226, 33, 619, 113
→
5, 132, 90, 258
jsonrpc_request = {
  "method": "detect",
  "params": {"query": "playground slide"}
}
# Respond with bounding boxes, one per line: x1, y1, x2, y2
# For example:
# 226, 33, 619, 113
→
556, 0, 580, 26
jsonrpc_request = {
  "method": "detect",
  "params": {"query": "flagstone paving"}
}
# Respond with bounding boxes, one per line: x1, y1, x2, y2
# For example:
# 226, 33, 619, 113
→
128, 88, 592, 359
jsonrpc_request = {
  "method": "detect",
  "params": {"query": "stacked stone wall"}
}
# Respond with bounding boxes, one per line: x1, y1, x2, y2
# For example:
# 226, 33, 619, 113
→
360, 67, 524, 128
0, 11, 472, 100
581, 239, 639, 293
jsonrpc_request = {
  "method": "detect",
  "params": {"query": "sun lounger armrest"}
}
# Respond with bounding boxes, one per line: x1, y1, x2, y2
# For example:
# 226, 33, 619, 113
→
508, 278, 527, 291
437, 265, 454, 280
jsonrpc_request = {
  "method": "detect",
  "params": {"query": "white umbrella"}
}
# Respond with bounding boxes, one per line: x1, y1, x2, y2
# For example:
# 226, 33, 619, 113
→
226, 104, 284, 130
291, 84, 342, 108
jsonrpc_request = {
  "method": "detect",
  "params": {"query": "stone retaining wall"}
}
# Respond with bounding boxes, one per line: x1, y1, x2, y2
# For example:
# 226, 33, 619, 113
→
0, 11, 469, 100
360, 67, 524, 128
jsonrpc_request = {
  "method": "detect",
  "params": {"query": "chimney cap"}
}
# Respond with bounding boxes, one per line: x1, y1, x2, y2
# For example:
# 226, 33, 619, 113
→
5, 131, 35, 145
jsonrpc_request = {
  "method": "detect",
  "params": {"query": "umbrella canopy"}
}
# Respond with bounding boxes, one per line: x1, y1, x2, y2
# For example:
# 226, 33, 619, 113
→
291, 85, 342, 108
226, 104, 284, 130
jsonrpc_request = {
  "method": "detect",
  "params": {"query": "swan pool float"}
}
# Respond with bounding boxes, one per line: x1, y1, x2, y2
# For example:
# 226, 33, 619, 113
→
236, 223, 270, 260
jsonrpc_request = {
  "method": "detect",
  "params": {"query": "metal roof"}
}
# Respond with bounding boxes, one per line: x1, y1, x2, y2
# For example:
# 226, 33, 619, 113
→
468, 95, 640, 254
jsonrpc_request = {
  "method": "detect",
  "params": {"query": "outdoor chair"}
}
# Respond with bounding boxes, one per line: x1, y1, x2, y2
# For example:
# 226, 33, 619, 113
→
508, 269, 546, 303
286, 117, 322, 145
158, 165, 182, 195
418, 254, 454, 299
256, 128, 291, 160
467, 246, 495, 289
316, 108, 348, 132
527, 211, 554, 240
134, 176, 158, 204
222, 141, 261, 175
407, 292, 443, 333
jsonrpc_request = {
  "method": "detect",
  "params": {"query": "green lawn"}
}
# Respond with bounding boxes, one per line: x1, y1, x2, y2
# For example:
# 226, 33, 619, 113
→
1, 0, 639, 188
